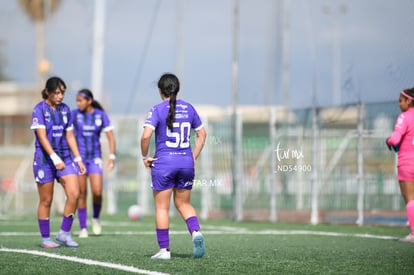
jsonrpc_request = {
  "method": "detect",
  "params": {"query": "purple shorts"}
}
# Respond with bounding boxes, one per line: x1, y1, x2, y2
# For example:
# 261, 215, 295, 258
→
33, 157, 79, 184
83, 158, 103, 175
151, 166, 195, 191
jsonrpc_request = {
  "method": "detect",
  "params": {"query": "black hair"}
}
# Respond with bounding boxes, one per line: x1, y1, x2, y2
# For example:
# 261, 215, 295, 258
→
157, 73, 180, 130
41, 76, 66, 99
77, 88, 104, 111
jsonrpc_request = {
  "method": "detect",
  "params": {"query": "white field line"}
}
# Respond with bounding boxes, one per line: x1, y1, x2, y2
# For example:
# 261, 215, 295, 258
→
0, 229, 398, 240
0, 248, 169, 275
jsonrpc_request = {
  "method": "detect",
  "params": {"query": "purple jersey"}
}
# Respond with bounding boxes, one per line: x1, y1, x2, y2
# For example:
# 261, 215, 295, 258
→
31, 101, 73, 164
72, 108, 113, 161
144, 99, 203, 168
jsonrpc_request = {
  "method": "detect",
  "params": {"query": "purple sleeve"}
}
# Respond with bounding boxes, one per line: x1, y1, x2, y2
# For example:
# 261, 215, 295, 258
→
30, 103, 45, 130
387, 113, 406, 146
143, 107, 159, 130
102, 111, 114, 132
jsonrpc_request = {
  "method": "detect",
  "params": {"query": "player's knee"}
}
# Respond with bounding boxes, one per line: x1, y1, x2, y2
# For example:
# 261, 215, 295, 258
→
39, 197, 53, 208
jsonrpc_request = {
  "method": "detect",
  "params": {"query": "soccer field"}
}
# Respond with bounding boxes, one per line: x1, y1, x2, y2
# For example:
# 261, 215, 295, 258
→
1, 214, 414, 274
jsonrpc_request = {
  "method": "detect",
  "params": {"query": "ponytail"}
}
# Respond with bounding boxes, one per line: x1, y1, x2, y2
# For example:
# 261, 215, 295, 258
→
41, 89, 48, 99
77, 88, 104, 111
157, 73, 180, 131
92, 100, 104, 111
167, 92, 177, 130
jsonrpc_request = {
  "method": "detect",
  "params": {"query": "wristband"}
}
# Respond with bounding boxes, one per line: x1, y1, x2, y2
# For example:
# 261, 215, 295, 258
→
142, 155, 148, 160
109, 154, 116, 160
50, 153, 63, 166
73, 156, 82, 162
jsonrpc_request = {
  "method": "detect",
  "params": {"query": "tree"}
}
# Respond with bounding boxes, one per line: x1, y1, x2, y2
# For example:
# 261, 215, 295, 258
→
17, 0, 61, 86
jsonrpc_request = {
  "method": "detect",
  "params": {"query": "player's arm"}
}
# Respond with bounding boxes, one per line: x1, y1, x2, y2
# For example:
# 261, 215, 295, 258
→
193, 127, 207, 161
65, 129, 86, 174
105, 129, 116, 170
35, 128, 65, 170
387, 114, 406, 149
141, 126, 156, 167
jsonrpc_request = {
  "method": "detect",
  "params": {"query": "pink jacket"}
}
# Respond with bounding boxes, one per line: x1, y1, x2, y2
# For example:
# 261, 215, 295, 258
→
388, 108, 414, 165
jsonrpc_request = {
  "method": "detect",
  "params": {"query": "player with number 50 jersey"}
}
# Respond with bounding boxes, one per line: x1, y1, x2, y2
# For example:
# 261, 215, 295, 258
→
143, 98, 203, 169
141, 73, 206, 261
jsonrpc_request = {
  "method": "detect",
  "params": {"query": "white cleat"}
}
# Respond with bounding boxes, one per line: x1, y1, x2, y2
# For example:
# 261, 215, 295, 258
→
151, 248, 171, 260
79, 228, 89, 238
399, 233, 414, 243
92, 218, 102, 235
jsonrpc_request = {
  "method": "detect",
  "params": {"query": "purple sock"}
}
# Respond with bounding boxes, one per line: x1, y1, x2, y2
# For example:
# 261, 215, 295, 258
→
38, 219, 50, 238
156, 228, 169, 249
60, 215, 74, 232
185, 216, 200, 235
93, 203, 102, 219
78, 208, 87, 229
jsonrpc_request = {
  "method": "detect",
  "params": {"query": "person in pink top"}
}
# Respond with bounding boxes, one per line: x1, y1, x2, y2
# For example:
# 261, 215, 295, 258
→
387, 88, 414, 242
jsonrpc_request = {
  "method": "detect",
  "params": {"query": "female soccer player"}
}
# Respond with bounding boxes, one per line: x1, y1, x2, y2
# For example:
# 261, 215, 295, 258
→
141, 73, 207, 259
72, 89, 116, 237
387, 87, 414, 242
31, 76, 86, 248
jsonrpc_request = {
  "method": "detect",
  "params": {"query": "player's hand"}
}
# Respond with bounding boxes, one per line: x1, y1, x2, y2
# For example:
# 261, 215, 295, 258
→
386, 138, 399, 152
108, 159, 115, 171
55, 162, 65, 170
386, 138, 392, 151
77, 161, 87, 175
143, 157, 157, 168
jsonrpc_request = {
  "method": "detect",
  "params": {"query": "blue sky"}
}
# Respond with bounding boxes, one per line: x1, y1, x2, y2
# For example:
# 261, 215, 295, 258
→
1, 0, 414, 114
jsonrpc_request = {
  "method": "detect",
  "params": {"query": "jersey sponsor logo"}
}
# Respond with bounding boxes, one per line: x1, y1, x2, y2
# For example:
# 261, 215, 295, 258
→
32, 118, 39, 126
76, 114, 83, 123
184, 180, 193, 187
44, 112, 51, 123
175, 113, 189, 119
176, 104, 188, 110
146, 111, 153, 119
63, 116, 68, 124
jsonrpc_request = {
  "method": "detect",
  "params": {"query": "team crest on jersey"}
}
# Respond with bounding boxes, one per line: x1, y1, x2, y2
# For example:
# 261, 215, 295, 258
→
95, 118, 102, 127
38, 169, 45, 179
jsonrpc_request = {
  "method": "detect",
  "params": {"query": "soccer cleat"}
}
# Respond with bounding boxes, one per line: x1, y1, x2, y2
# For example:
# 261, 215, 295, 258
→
79, 228, 89, 238
192, 231, 205, 258
92, 218, 102, 235
41, 239, 60, 249
151, 248, 171, 260
399, 234, 414, 242
56, 232, 79, 248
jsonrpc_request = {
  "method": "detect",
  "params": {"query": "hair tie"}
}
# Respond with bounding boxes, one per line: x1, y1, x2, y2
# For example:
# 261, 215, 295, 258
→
401, 90, 414, 101
78, 91, 90, 99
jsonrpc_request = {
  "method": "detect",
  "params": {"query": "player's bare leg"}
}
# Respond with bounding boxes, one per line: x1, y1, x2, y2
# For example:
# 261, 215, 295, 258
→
174, 188, 205, 258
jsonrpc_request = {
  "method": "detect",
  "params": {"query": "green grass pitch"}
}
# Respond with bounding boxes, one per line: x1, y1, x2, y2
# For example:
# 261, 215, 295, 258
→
1, 214, 414, 274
